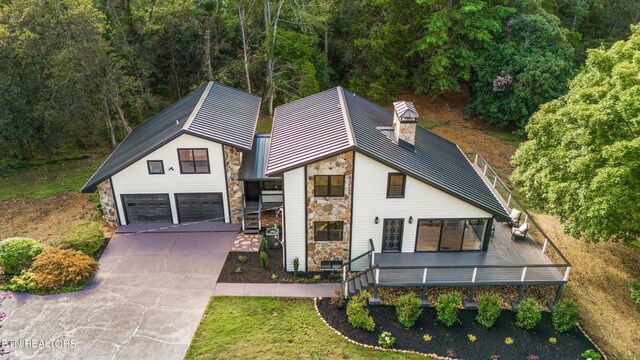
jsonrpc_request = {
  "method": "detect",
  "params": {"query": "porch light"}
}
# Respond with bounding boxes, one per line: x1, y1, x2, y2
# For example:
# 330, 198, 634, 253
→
409, 216, 414, 224
375, 216, 380, 224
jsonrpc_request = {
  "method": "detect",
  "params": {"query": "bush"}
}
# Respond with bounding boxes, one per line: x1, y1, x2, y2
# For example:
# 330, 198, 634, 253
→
395, 292, 422, 328
476, 293, 501, 328
346, 291, 375, 332
259, 237, 267, 252
378, 331, 395, 349
30, 248, 99, 292
436, 292, 461, 327
51, 221, 104, 256
581, 349, 601, 360
237, 255, 247, 263
293, 257, 299, 276
2, 271, 37, 292
422, 334, 432, 342
330, 288, 345, 308
552, 299, 579, 332
505, 337, 514, 345
516, 298, 542, 330
628, 281, 640, 304
0, 238, 45, 275
467, 334, 477, 342
259, 251, 267, 268
549, 337, 557, 345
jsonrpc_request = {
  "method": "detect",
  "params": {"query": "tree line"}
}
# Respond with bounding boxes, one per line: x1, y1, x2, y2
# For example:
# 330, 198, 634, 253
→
0, 0, 637, 160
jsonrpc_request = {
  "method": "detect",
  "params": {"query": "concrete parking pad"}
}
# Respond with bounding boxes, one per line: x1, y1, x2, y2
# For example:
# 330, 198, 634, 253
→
1, 229, 238, 360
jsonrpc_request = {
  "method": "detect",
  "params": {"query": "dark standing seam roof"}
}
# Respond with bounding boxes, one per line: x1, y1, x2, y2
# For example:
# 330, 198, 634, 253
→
264, 86, 509, 220
265, 88, 352, 175
239, 134, 281, 181
81, 82, 261, 192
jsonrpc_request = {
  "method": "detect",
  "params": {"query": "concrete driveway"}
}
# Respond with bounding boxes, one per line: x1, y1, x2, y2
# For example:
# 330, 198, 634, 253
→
1, 227, 239, 360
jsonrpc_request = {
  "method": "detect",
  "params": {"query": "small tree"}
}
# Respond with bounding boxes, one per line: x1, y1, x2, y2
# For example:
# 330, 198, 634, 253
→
516, 298, 542, 330
476, 293, 502, 328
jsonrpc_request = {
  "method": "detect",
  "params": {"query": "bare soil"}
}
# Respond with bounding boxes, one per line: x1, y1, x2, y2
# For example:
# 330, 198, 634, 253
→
0, 191, 100, 244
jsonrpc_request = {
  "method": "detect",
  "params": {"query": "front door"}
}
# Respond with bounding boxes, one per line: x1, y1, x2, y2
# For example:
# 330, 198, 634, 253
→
382, 218, 403, 252
244, 181, 261, 201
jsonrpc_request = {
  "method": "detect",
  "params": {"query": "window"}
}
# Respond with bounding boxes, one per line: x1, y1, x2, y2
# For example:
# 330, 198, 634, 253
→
262, 180, 283, 190
178, 149, 210, 174
320, 260, 343, 270
147, 160, 164, 174
314, 175, 345, 197
314, 221, 344, 241
387, 173, 406, 198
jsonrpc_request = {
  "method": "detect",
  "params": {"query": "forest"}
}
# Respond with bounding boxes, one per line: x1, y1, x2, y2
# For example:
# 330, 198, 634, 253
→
0, 0, 638, 160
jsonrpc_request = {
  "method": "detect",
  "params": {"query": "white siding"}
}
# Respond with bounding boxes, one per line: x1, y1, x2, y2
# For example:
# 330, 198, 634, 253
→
112, 133, 229, 224
351, 152, 491, 258
282, 167, 306, 271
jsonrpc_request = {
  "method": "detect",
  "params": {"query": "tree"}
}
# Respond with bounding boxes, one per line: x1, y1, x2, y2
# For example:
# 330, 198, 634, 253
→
511, 26, 640, 243
466, 0, 575, 131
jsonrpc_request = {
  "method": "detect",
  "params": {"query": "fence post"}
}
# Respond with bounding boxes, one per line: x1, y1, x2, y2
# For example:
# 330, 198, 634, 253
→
371, 251, 375, 265
344, 282, 348, 297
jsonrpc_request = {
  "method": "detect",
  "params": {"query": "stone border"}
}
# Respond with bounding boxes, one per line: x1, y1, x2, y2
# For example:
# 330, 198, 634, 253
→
313, 298, 607, 360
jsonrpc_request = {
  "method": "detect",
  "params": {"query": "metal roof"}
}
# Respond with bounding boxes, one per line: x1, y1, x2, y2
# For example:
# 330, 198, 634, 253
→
265, 87, 353, 175
81, 82, 260, 192
265, 86, 510, 220
393, 101, 419, 119
239, 134, 281, 181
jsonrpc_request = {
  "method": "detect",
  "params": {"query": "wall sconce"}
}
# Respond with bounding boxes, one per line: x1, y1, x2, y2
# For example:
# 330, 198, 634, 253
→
374, 216, 380, 224
409, 216, 414, 224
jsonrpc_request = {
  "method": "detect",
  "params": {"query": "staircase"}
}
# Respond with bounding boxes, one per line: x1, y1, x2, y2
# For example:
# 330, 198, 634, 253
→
344, 268, 376, 297
342, 239, 378, 297
242, 196, 262, 234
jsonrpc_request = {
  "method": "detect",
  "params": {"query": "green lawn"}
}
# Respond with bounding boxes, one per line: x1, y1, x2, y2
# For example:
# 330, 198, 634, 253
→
186, 297, 427, 360
0, 156, 105, 201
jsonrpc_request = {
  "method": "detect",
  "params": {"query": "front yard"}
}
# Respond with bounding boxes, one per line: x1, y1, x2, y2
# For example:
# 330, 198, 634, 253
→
186, 297, 426, 360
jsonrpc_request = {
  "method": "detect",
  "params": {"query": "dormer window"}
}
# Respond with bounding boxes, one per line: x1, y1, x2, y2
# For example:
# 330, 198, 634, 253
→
387, 173, 406, 198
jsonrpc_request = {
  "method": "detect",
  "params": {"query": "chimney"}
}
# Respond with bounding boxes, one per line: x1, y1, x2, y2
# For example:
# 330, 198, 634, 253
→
393, 101, 419, 146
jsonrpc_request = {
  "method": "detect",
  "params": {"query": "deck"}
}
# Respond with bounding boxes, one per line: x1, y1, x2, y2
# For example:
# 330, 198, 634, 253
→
373, 221, 567, 286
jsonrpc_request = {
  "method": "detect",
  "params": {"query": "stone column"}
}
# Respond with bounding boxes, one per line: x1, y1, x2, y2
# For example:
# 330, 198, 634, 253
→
97, 179, 118, 227
224, 145, 244, 224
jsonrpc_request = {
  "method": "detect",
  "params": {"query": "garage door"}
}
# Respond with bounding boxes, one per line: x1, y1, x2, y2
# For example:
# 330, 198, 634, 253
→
175, 193, 224, 223
122, 194, 172, 223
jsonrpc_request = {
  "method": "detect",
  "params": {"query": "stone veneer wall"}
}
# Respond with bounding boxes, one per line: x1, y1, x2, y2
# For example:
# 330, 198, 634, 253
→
223, 145, 243, 224
394, 113, 416, 145
97, 179, 118, 227
306, 151, 353, 271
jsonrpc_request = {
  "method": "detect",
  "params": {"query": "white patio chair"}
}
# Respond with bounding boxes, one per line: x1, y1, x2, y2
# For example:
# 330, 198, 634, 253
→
509, 209, 522, 227
511, 222, 529, 240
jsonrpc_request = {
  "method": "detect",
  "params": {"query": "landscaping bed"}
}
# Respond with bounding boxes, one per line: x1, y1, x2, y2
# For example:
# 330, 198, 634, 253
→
317, 297, 603, 359
217, 248, 341, 283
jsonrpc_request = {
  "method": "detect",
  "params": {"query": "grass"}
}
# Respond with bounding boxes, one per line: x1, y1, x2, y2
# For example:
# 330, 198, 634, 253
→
485, 129, 524, 147
256, 115, 273, 134
186, 297, 428, 360
418, 119, 449, 129
0, 156, 105, 201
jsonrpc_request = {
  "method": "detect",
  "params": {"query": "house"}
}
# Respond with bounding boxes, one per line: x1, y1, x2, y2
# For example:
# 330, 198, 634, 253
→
84, 82, 570, 306
81, 82, 282, 232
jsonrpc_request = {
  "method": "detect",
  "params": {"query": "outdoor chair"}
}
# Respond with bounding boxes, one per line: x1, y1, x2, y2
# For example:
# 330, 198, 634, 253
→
509, 209, 522, 227
511, 222, 529, 240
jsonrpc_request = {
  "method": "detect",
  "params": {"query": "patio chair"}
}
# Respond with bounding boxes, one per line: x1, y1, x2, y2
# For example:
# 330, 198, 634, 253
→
509, 209, 522, 227
511, 222, 529, 240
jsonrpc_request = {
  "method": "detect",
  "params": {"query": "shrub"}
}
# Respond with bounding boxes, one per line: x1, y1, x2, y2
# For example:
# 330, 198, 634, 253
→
293, 257, 299, 276
378, 331, 395, 349
581, 349, 601, 360
628, 281, 640, 304
346, 291, 375, 332
436, 291, 461, 327
516, 298, 542, 330
549, 337, 557, 345
2, 271, 37, 292
51, 221, 104, 256
330, 288, 345, 308
0, 238, 44, 275
30, 248, 99, 292
259, 251, 267, 268
504, 337, 514, 345
422, 334, 432, 342
467, 334, 477, 342
476, 293, 501, 328
395, 292, 422, 328
259, 237, 267, 252
270, 273, 278, 281
552, 299, 579, 332
237, 255, 247, 263
235, 267, 242, 274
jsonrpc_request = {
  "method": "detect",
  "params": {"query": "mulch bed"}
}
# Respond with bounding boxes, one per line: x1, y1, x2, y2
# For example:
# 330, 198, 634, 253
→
218, 248, 341, 284
317, 298, 603, 359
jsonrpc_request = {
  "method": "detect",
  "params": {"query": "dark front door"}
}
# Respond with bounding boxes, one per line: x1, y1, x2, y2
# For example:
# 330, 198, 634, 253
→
382, 218, 404, 252
175, 193, 224, 223
122, 194, 172, 224
244, 181, 261, 201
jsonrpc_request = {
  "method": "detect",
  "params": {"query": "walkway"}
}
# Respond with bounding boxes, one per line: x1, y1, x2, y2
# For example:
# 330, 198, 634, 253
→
213, 283, 339, 297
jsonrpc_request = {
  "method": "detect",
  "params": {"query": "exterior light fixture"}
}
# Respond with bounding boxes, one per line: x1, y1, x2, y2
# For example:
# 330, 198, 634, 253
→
374, 216, 380, 224
409, 216, 414, 224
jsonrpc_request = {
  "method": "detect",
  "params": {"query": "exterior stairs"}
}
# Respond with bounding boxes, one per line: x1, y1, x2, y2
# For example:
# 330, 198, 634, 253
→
345, 268, 376, 297
243, 200, 261, 234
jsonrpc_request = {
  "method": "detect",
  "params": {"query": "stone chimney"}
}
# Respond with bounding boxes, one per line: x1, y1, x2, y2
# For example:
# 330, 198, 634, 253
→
393, 101, 418, 146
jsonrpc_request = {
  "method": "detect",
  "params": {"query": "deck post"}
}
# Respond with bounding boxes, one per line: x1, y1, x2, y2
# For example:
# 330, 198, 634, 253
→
512, 285, 526, 311
547, 284, 564, 310
474, 153, 478, 164
420, 287, 430, 307
369, 284, 381, 305
507, 193, 512, 207
463, 286, 478, 309
542, 239, 548, 254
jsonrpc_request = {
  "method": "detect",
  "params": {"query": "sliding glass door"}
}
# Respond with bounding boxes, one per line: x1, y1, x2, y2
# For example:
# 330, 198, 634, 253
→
415, 218, 489, 252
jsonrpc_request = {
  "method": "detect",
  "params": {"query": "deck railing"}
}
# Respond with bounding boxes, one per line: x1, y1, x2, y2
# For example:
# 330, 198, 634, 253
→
465, 152, 571, 269
342, 239, 375, 295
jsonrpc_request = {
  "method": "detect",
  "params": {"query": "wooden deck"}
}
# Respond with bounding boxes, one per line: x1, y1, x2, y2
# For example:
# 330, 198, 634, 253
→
372, 221, 566, 286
